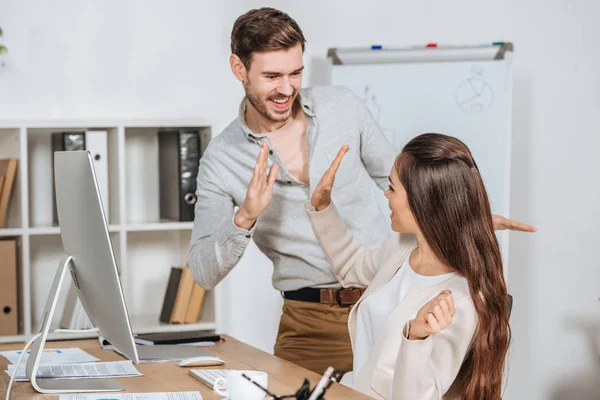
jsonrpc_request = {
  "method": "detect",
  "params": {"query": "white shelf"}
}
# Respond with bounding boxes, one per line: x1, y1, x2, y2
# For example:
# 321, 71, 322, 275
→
0, 228, 25, 237
126, 222, 194, 232
0, 334, 27, 344
0, 119, 212, 129
0, 119, 217, 343
27, 227, 60, 235
46, 331, 100, 342
28, 225, 122, 236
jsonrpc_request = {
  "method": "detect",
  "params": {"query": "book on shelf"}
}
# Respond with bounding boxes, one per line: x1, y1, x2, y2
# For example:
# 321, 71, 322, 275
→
184, 281, 206, 323
0, 158, 18, 228
159, 266, 206, 324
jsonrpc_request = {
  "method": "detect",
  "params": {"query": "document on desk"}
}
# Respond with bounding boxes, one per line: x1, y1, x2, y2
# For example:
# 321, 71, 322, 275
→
6, 360, 142, 381
0, 348, 99, 365
59, 391, 203, 400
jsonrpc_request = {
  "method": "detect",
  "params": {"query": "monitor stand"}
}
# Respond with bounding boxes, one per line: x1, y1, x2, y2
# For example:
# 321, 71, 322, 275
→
25, 255, 124, 394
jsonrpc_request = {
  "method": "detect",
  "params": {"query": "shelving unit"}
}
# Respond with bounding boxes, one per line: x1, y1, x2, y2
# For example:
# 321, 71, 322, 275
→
0, 120, 218, 344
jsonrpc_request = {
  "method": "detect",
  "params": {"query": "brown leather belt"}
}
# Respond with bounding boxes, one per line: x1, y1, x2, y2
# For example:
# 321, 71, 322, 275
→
282, 287, 365, 307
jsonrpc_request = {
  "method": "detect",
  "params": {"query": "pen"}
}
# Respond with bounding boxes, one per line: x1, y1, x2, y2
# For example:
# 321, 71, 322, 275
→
307, 366, 334, 400
322, 369, 343, 391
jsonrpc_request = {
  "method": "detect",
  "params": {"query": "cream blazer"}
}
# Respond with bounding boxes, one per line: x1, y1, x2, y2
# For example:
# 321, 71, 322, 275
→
305, 201, 478, 400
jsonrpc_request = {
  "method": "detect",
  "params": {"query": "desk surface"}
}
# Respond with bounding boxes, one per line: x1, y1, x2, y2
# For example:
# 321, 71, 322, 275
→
0, 335, 370, 400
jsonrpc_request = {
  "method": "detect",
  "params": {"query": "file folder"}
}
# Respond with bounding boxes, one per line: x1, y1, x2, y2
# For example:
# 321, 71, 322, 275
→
0, 239, 19, 335
51, 132, 86, 225
85, 131, 110, 221
51, 131, 109, 223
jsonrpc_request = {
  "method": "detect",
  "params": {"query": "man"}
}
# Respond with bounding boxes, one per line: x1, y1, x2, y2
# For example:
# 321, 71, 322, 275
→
188, 7, 535, 375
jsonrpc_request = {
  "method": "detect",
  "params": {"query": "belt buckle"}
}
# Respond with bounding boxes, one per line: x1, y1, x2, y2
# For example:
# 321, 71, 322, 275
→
335, 288, 351, 307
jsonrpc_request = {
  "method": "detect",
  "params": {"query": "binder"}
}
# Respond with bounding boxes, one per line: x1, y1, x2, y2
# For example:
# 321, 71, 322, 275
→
158, 128, 202, 222
0, 158, 18, 228
135, 330, 220, 345
51, 132, 86, 225
198, 129, 212, 159
0, 239, 19, 335
85, 131, 109, 221
51, 131, 110, 224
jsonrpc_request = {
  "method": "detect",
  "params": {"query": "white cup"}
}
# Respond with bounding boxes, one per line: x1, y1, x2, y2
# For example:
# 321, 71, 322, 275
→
213, 370, 268, 400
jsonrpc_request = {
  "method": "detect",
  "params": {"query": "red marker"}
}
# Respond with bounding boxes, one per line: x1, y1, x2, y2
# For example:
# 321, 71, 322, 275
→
426, 43, 438, 48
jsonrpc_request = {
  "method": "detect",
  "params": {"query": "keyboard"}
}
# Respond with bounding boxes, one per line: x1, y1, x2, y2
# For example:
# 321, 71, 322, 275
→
189, 369, 233, 389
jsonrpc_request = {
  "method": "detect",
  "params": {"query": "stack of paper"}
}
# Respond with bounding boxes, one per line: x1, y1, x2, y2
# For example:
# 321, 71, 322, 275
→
6, 360, 142, 382
59, 392, 203, 400
0, 348, 99, 365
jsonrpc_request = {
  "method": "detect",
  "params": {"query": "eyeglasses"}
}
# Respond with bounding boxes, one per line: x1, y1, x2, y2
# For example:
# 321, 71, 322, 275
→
241, 367, 345, 400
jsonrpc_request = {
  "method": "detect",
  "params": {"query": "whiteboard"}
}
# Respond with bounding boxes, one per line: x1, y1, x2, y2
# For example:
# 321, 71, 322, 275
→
329, 50, 513, 269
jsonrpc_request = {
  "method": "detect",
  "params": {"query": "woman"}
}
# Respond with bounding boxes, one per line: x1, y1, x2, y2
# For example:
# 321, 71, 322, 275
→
306, 133, 511, 399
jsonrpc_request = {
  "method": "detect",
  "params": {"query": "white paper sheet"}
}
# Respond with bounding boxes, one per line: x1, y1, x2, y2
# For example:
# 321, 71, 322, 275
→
0, 348, 99, 365
59, 391, 203, 400
6, 360, 142, 381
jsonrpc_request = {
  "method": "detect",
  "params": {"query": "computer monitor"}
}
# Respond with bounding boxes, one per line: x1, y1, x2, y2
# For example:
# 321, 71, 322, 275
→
25, 151, 209, 394
25, 151, 137, 393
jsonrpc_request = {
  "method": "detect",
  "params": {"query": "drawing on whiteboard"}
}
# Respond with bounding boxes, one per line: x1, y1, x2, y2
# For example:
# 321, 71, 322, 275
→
362, 86, 398, 146
362, 86, 384, 122
455, 65, 494, 113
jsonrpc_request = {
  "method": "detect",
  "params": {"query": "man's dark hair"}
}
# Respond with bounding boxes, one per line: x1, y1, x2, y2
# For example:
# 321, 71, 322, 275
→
231, 7, 306, 69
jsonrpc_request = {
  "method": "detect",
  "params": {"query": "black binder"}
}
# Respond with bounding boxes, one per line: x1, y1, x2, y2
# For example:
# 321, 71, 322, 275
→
135, 330, 220, 345
51, 132, 86, 224
158, 128, 210, 222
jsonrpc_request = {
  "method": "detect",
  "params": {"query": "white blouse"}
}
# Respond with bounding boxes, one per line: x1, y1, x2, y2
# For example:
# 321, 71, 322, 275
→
350, 249, 456, 381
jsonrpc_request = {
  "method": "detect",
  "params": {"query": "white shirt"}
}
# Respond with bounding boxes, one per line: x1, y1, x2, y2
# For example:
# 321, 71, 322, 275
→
344, 250, 456, 385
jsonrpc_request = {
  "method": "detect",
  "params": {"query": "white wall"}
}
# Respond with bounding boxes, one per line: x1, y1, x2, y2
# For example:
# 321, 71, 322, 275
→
2, 1, 599, 398
0, 0, 243, 131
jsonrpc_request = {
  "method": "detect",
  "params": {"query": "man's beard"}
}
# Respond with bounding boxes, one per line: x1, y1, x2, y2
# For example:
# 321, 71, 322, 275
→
244, 81, 297, 124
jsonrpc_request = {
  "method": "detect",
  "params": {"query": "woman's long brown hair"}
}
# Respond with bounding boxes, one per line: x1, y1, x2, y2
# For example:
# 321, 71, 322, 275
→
396, 133, 511, 400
